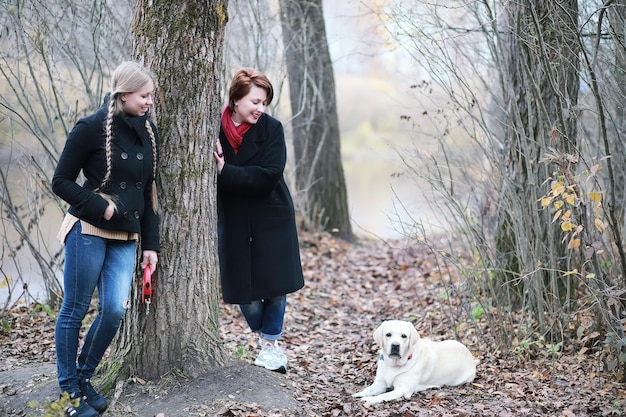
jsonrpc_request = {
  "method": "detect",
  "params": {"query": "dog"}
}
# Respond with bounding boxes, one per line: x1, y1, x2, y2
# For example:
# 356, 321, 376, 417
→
353, 320, 479, 405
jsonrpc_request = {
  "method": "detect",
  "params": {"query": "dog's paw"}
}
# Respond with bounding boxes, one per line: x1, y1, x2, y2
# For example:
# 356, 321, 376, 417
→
361, 396, 383, 406
352, 390, 368, 398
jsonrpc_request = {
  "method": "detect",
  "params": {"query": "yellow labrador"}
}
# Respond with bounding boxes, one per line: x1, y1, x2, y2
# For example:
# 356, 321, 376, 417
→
353, 320, 479, 405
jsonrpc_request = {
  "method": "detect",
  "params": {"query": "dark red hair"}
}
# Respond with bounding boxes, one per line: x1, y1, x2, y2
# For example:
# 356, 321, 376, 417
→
228, 68, 274, 112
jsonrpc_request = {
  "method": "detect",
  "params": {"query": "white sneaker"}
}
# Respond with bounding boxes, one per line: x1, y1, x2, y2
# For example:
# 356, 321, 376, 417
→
254, 339, 287, 373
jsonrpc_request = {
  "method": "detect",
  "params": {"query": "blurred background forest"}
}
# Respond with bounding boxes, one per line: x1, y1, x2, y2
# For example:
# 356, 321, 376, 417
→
4, 0, 626, 384
0, 0, 430, 303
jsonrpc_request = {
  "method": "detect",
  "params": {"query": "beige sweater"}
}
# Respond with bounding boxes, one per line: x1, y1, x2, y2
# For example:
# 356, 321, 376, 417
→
57, 213, 139, 243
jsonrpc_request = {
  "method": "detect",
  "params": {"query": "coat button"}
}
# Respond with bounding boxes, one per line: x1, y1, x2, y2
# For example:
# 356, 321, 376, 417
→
121, 152, 129, 160
136, 153, 144, 160
134, 211, 140, 219
119, 182, 127, 189
136, 182, 143, 189
123, 212, 129, 218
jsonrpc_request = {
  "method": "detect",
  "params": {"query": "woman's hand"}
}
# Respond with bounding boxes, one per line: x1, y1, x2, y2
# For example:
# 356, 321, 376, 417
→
213, 140, 225, 174
98, 192, 117, 220
141, 250, 158, 275
103, 202, 115, 220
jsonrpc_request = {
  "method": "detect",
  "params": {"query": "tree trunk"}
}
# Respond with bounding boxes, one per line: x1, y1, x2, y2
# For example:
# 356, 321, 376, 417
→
496, 0, 579, 329
609, 0, 626, 232
109, 0, 228, 380
279, 0, 353, 240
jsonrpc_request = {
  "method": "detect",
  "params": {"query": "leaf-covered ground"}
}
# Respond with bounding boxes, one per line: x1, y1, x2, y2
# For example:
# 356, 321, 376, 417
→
2, 232, 626, 416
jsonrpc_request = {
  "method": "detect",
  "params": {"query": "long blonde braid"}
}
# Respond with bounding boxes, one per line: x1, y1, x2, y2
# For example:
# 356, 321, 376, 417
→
101, 96, 116, 190
145, 119, 158, 213
94, 93, 118, 211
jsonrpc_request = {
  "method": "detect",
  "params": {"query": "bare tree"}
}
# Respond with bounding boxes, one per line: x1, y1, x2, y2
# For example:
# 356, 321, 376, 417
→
381, 0, 626, 379
225, 0, 283, 75
279, 0, 353, 240
108, 0, 228, 381
495, 0, 581, 326
607, 0, 626, 230
0, 0, 132, 310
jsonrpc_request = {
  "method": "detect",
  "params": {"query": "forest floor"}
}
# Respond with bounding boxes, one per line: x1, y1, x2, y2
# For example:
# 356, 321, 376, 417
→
1, 231, 625, 416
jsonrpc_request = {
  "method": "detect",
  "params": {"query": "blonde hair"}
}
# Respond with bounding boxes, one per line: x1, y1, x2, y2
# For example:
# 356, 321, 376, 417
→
97, 61, 159, 213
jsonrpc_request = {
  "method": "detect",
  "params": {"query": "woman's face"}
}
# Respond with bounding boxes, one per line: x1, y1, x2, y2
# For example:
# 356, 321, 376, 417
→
121, 81, 154, 116
232, 84, 267, 124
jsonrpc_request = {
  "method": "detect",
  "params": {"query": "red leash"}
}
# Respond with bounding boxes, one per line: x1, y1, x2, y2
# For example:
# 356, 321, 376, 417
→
142, 265, 152, 313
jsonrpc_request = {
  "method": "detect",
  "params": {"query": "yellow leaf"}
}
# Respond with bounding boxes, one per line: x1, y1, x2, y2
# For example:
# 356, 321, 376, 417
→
594, 218, 605, 232
562, 209, 572, 221
568, 238, 581, 249
564, 193, 576, 206
0, 275, 10, 289
553, 200, 564, 210
552, 209, 562, 223
551, 181, 565, 196
589, 191, 602, 203
562, 269, 578, 276
541, 196, 552, 207
561, 222, 575, 232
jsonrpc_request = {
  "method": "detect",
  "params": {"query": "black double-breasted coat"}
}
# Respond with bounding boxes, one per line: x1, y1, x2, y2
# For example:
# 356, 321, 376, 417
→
52, 97, 160, 252
217, 113, 304, 304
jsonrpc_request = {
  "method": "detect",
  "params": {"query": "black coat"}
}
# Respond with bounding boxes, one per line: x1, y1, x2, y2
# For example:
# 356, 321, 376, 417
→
52, 97, 160, 252
217, 113, 304, 304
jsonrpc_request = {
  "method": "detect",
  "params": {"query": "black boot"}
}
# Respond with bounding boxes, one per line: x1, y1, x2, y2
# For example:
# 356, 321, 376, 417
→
78, 378, 108, 413
62, 391, 99, 417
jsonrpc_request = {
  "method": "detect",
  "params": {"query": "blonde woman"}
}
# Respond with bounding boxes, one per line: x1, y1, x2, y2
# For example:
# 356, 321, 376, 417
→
52, 61, 160, 417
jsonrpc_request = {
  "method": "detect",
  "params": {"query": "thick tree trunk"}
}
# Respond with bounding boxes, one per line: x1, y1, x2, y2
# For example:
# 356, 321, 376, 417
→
109, 1, 228, 380
279, 0, 353, 240
496, 0, 579, 326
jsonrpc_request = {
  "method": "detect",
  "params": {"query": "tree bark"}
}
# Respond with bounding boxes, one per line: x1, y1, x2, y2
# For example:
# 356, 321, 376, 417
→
109, 0, 229, 380
496, 0, 580, 326
609, 0, 626, 228
279, 0, 353, 240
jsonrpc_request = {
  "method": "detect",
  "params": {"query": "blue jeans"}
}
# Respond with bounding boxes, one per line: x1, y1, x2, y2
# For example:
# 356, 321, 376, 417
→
55, 222, 136, 393
239, 295, 286, 341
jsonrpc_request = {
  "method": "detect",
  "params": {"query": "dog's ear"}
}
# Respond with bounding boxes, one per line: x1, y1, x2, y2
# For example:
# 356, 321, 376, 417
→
373, 321, 386, 346
408, 322, 420, 348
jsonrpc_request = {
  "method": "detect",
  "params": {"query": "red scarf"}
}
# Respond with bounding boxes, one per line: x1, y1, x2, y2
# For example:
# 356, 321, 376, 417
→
221, 106, 252, 155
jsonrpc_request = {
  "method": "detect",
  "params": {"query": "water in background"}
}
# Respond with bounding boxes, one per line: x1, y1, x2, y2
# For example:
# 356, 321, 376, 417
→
1, 155, 436, 305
